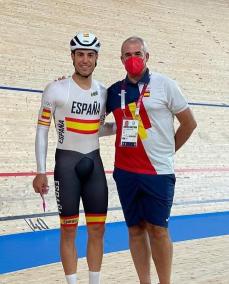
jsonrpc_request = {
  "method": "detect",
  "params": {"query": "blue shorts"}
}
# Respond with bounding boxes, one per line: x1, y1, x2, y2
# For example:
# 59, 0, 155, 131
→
113, 168, 175, 228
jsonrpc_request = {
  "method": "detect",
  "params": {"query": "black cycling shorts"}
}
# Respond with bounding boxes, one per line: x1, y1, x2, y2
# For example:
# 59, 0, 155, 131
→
54, 148, 108, 227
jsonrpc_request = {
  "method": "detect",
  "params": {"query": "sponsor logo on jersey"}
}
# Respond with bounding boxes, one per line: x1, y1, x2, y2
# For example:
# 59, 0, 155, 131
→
55, 181, 63, 214
60, 215, 79, 226
91, 91, 98, 96
43, 101, 52, 108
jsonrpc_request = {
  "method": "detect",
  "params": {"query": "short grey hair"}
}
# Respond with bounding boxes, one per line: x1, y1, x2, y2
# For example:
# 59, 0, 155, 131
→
121, 36, 148, 54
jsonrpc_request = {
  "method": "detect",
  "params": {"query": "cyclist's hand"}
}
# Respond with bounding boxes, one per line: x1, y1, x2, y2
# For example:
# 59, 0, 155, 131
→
33, 174, 49, 195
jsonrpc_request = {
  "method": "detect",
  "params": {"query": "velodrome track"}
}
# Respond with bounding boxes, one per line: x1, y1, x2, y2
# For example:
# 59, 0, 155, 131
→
0, 0, 229, 283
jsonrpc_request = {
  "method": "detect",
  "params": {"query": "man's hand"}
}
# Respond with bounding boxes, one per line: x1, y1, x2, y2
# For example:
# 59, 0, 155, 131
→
55, 76, 67, 81
99, 122, 117, 137
100, 114, 106, 125
33, 174, 49, 195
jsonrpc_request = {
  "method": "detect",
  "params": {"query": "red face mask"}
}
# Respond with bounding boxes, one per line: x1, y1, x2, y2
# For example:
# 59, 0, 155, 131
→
124, 56, 144, 76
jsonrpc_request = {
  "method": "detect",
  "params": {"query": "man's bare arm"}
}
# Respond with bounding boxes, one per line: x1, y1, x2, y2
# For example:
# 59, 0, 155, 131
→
175, 108, 197, 152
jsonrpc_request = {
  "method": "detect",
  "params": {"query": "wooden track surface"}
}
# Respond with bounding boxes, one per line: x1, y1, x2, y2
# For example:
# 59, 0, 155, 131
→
0, 0, 229, 283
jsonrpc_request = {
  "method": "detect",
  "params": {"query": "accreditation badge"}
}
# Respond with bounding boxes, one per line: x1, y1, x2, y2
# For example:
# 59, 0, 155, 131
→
120, 118, 139, 147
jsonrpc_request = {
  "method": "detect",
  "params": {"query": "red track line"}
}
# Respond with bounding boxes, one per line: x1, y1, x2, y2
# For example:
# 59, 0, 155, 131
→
0, 168, 229, 177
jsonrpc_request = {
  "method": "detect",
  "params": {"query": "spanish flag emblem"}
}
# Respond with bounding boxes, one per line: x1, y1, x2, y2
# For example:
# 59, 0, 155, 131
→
38, 107, 52, 127
41, 108, 51, 120
144, 91, 150, 97
65, 117, 100, 134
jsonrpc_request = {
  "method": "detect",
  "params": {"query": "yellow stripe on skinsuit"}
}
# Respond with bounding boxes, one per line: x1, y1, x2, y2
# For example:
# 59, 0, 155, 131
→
66, 121, 100, 131
86, 215, 107, 223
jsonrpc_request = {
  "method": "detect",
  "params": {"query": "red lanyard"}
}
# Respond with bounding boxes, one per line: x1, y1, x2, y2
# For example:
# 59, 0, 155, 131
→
135, 83, 148, 116
121, 82, 148, 117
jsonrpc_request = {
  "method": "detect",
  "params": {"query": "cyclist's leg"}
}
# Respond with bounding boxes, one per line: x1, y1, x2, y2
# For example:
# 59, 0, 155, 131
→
54, 149, 81, 276
81, 150, 108, 273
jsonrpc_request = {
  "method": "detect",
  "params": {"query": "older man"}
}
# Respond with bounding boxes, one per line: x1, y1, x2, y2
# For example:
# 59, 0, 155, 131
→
106, 36, 197, 284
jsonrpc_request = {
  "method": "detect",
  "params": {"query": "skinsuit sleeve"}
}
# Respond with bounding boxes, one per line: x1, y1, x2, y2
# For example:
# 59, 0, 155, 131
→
35, 83, 57, 173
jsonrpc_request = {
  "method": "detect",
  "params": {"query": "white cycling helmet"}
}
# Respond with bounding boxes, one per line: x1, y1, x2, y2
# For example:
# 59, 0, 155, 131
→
70, 32, 100, 53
